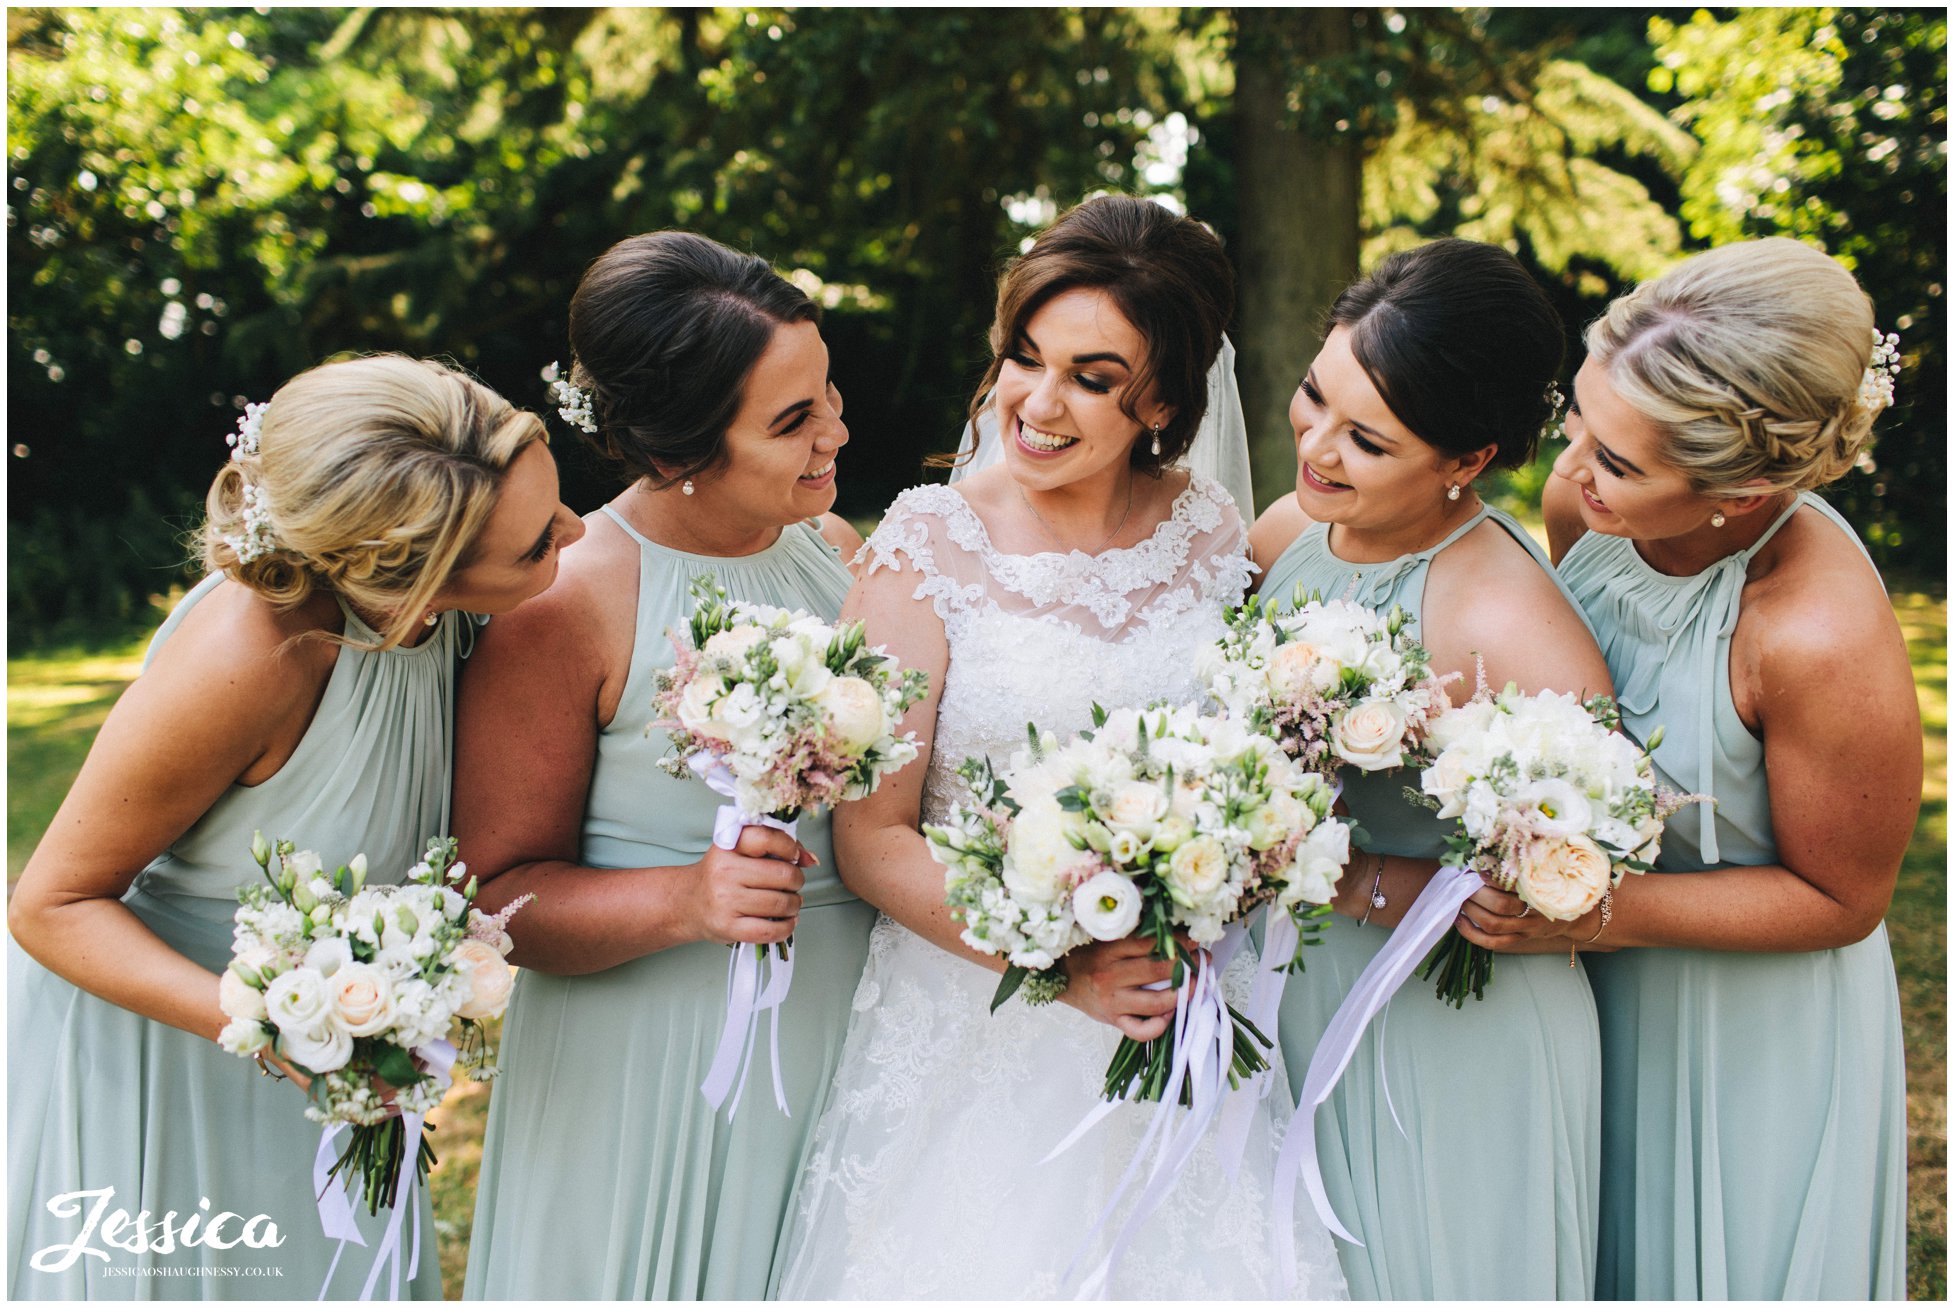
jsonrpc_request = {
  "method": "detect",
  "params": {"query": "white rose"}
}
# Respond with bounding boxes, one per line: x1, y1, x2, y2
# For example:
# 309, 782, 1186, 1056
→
263, 968, 332, 1034
452, 939, 516, 1020
1511, 834, 1614, 921
814, 676, 886, 754
1103, 781, 1168, 839
1072, 872, 1142, 941
302, 936, 354, 977
1515, 778, 1594, 839
1425, 697, 1495, 752
703, 623, 769, 662
1360, 641, 1404, 686
329, 963, 396, 1038
217, 1017, 271, 1057
1164, 838, 1229, 907
676, 673, 727, 737
1332, 699, 1411, 772
219, 967, 268, 1022
1003, 801, 1091, 906
1421, 749, 1477, 817
277, 1022, 353, 1075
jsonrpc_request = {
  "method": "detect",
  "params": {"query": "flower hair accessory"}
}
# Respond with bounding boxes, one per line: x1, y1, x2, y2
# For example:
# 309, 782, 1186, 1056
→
219, 401, 277, 563
541, 361, 597, 434
1859, 328, 1902, 415
1541, 379, 1568, 442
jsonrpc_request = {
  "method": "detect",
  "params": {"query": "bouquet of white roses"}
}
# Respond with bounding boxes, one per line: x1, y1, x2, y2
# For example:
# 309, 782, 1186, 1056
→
928, 702, 1352, 1105
1202, 586, 1452, 773
652, 575, 928, 1114
219, 834, 524, 1215
1414, 683, 1700, 1004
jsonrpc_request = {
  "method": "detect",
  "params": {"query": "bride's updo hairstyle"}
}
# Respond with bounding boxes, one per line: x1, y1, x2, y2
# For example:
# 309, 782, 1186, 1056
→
964, 194, 1234, 476
1327, 236, 1563, 471
1585, 237, 1880, 498
201, 354, 544, 651
564, 230, 818, 490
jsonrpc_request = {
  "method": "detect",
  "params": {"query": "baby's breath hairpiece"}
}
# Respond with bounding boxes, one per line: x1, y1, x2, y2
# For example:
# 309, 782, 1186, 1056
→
541, 360, 598, 434
219, 401, 276, 563
1859, 328, 1902, 415
1541, 379, 1568, 442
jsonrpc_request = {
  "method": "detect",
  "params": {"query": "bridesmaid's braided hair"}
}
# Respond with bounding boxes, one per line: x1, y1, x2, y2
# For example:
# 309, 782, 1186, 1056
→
1585, 238, 1881, 498
201, 355, 544, 651
563, 231, 818, 491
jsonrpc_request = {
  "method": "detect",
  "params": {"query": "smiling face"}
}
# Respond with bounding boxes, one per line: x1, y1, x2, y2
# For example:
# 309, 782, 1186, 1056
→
1551, 355, 1711, 541
433, 439, 585, 615
1289, 325, 1488, 534
696, 318, 848, 527
993, 287, 1172, 497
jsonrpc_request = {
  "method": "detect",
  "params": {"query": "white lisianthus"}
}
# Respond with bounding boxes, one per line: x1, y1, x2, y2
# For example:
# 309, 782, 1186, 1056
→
263, 968, 332, 1034
1164, 837, 1229, 907
814, 675, 886, 753
283, 850, 324, 881
1072, 872, 1142, 941
1515, 777, 1594, 839
278, 1022, 354, 1075
369, 945, 419, 984
218, 968, 268, 1022
303, 936, 354, 977
1360, 641, 1404, 685
1425, 697, 1497, 752
1106, 829, 1147, 865
329, 963, 396, 1038
1333, 698, 1411, 771
1421, 748, 1478, 818
218, 1017, 272, 1057
1512, 834, 1614, 921
1290, 822, 1350, 904
1103, 780, 1167, 838
452, 939, 516, 1020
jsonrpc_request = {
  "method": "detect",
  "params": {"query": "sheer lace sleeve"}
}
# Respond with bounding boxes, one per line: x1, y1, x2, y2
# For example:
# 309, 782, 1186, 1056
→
857, 484, 993, 641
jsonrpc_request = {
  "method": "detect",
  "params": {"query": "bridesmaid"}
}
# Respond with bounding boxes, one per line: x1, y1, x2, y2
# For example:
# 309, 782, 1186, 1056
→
1248, 238, 1614, 1299
1463, 237, 1914, 1298
457, 231, 873, 1299
8, 355, 580, 1298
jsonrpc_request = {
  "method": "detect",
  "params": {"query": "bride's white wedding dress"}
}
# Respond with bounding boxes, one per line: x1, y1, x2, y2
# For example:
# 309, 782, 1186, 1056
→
775, 475, 1348, 1301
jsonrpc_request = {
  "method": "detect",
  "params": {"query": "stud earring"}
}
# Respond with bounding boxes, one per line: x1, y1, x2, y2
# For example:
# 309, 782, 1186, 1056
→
1710, 510, 1726, 528
422, 609, 439, 627
681, 479, 695, 496
1446, 484, 1462, 502
1149, 425, 1163, 457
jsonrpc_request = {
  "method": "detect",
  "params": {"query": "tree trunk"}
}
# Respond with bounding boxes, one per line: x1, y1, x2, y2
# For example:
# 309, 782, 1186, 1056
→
1232, 8, 1363, 514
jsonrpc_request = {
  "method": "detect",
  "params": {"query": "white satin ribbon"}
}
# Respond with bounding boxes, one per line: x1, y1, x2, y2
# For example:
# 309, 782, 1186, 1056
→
312, 1038, 455, 1300
1213, 905, 1298, 1178
1271, 862, 1483, 1283
1050, 923, 1252, 1298
690, 756, 798, 1118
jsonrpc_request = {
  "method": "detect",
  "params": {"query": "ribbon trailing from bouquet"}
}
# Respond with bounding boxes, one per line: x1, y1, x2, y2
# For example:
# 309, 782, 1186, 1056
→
1049, 923, 1250, 1299
691, 756, 798, 1118
312, 1038, 456, 1301
1271, 861, 1483, 1283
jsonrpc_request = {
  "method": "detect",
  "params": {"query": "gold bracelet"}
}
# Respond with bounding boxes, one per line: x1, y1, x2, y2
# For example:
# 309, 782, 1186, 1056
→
255, 1051, 288, 1082
1569, 888, 1613, 967
1357, 851, 1387, 927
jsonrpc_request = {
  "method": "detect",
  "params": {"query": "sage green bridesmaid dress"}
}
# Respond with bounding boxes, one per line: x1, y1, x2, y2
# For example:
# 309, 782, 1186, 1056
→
462, 511, 876, 1300
1559, 493, 1907, 1300
1259, 506, 1602, 1300
9, 572, 460, 1299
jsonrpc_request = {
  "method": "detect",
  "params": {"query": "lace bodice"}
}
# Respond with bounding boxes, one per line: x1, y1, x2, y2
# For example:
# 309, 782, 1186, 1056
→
859, 475, 1255, 825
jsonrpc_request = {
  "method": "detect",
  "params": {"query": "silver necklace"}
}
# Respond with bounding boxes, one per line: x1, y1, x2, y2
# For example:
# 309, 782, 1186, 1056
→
1016, 476, 1135, 555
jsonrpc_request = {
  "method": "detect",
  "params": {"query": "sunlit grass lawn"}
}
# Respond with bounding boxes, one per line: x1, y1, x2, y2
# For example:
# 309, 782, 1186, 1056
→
9, 584, 1948, 1297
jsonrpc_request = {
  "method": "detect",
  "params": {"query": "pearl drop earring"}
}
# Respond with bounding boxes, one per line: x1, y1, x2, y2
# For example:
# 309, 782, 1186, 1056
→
1710, 510, 1726, 528
682, 479, 695, 496
1149, 425, 1163, 457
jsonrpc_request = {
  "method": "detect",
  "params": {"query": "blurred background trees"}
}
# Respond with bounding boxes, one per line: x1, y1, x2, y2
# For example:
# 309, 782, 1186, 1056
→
8, 7, 1944, 647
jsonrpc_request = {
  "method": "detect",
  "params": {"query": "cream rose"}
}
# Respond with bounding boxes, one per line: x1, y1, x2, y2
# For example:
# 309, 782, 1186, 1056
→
1072, 872, 1143, 941
1003, 800, 1091, 906
814, 675, 886, 753
217, 1017, 272, 1057
329, 962, 396, 1038
1103, 780, 1168, 839
1332, 699, 1410, 771
703, 623, 769, 662
1267, 641, 1334, 701
676, 673, 728, 738
1165, 837, 1229, 907
219, 968, 268, 1022
453, 939, 516, 1020
1512, 834, 1613, 921
1421, 748, 1477, 817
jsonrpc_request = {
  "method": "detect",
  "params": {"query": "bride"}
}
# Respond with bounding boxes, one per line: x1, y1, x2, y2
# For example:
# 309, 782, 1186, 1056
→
775, 196, 1347, 1300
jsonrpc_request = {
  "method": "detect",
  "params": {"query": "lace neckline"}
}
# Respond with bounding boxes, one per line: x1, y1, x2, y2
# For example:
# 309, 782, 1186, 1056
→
931, 473, 1218, 569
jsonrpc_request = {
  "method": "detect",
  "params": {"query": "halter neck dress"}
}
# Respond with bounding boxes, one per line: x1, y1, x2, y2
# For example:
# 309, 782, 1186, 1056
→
462, 512, 876, 1300
9, 572, 464, 1299
1558, 493, 1906, 1299
1258, 505, 1603, 1300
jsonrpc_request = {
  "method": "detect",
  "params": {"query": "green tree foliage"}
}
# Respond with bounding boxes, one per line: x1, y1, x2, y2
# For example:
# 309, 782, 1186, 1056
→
1652, 7, 1946, 573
